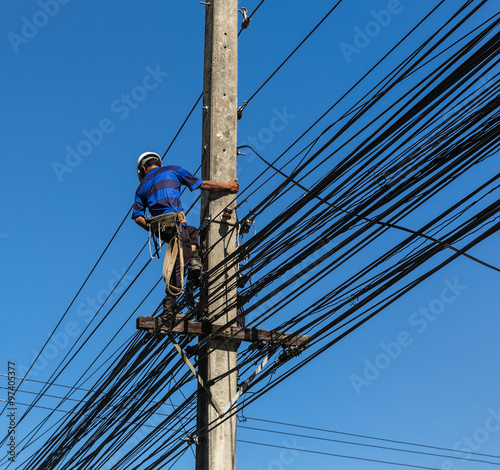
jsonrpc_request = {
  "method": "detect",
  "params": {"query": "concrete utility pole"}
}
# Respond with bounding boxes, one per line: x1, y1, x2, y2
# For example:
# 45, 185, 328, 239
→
197, 1, 239, 469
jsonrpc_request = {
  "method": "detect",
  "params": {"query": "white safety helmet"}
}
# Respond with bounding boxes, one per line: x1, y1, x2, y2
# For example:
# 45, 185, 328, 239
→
137, 152, 162, 181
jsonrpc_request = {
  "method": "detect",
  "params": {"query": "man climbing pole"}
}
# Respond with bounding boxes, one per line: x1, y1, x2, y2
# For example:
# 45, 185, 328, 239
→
132, 152, 239, 319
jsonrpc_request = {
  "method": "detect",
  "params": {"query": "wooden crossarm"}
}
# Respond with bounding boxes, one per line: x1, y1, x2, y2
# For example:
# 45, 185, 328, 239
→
136, 316, 309, 349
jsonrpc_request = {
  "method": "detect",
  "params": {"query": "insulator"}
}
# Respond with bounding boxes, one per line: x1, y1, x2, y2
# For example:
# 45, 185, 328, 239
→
240, 219, 252, 234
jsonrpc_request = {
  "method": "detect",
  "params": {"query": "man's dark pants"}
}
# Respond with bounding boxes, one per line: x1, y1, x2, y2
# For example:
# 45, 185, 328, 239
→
160, 225, 199, 291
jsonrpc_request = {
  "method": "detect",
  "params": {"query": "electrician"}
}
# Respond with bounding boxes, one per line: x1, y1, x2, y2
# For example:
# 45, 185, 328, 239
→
132, 152, 239, 317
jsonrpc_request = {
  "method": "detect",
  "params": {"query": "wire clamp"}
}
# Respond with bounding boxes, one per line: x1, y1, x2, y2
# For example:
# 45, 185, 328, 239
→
237, 272, 250, 288
181, 435, 199, 446
238, 7, 251, 29
278, 345, 304, 363
237, 101, 247, 120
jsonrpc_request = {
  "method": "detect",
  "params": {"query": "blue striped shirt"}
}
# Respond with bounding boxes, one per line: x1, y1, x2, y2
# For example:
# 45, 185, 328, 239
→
132, 166, 203, 219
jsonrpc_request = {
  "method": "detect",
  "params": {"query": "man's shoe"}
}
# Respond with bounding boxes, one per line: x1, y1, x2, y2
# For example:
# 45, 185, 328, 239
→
161, 297, 184, 323
161, 298, 174, 322
188, 251, 203, 286
189, 254, 203, 274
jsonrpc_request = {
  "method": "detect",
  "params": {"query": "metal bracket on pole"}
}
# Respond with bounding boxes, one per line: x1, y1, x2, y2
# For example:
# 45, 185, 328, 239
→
167, 334, 223, 415
200, 215, 212, 232
238, 8, 251, 29
221, 353, 271, 415
181, 435, 200, 446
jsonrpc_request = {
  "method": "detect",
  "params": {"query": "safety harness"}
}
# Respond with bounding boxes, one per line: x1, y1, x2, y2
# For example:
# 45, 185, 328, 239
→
147, 212, 184, 297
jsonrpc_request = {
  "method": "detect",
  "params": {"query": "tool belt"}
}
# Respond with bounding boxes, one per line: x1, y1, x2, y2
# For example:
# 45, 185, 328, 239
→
147, 212, 183, 236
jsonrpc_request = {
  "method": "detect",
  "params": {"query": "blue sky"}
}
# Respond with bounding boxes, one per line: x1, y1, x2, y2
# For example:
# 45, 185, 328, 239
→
1, 1, 500, 469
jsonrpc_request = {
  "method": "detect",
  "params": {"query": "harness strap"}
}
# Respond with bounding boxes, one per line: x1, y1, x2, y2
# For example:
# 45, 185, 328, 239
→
163, 235, 184, 296
148, 212, 185, 296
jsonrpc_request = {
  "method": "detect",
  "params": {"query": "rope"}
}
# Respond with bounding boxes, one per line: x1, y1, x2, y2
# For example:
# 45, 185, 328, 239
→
163, 235, 184, 297
147, 212, 186, 297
